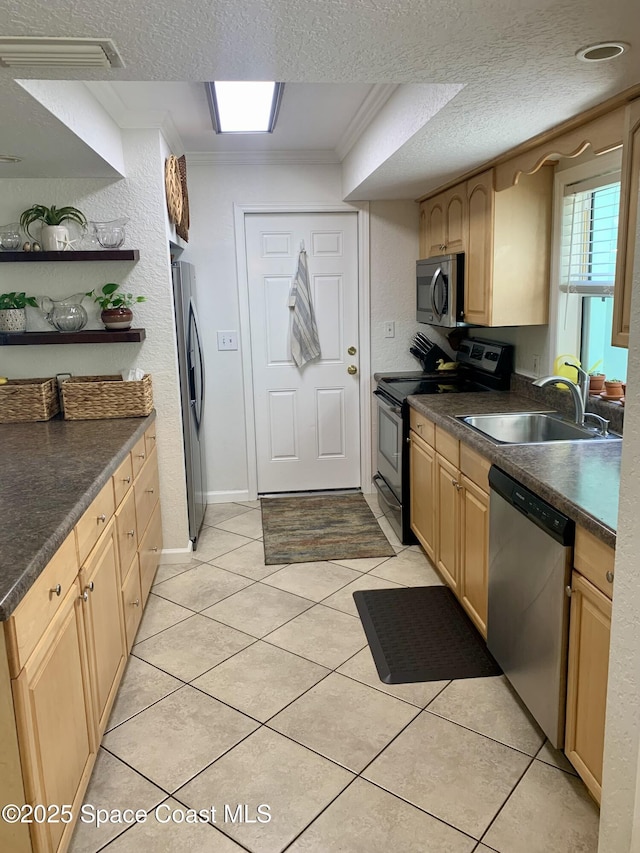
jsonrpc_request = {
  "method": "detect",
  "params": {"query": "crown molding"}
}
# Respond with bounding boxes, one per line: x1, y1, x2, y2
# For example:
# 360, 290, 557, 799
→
186, 149, 340, 166
335, 83, 398, 161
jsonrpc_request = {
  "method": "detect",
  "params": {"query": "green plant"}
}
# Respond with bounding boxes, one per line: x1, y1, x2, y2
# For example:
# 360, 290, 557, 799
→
19, 204, 87, 239
0, 291, 38, 310
607, 377, 623, 383
87, 282, 146, 310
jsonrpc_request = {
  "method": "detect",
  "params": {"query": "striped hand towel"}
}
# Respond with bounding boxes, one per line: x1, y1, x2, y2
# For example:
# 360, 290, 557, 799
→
289, 249, 321, 367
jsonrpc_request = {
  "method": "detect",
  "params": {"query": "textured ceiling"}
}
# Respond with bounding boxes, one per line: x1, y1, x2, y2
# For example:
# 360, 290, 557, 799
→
0, 0, 638, 194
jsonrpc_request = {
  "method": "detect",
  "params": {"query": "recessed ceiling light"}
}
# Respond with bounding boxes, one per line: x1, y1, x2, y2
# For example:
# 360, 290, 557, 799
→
575, 42, 628, 62
0, 154, 21, 163
205, 82, 284, 133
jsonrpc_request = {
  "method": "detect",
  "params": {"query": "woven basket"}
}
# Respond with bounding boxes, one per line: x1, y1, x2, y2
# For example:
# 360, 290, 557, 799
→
0, 378, 60, 423
61, 374, 153, 420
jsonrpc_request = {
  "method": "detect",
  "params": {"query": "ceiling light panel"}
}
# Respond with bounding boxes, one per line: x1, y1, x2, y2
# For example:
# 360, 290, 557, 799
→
0, 37, 124, 68
205, 82, 284, 133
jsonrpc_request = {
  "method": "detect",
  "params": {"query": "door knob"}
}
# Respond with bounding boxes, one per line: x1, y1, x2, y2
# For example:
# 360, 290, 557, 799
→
347, 365, 358, 375
348, 346, 357, 356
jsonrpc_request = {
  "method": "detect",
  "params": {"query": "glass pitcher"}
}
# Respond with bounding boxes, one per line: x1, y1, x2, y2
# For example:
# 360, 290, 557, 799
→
39, 293, 89, 332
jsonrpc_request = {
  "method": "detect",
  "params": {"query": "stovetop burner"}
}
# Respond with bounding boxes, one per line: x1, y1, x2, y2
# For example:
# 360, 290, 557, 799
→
376, 374, 491, 404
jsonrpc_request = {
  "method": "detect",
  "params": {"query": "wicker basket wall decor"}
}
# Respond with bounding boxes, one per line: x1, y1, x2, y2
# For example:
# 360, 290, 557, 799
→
0, 378, 60, 423
60, 374, 153, 420
164, 155, 183, 225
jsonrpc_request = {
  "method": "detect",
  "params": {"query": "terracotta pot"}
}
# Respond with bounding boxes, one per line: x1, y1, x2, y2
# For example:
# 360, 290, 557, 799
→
588, 374, 605, 393
603, 380, 624, 399
101, 307, 133, 330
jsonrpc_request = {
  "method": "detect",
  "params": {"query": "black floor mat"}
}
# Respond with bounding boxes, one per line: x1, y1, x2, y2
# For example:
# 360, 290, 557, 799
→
353, 586, 502, 684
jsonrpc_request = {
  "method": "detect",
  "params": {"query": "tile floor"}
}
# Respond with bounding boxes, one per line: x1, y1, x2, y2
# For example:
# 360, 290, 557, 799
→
69, 497, 600, 853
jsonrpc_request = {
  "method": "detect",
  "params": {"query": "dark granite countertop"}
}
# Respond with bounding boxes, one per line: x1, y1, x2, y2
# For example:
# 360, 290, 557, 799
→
407, 391, 620, 549
0, 413, 155, 621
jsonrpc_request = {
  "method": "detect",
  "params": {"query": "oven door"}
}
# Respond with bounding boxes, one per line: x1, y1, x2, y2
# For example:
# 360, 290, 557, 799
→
374, 390, 403, 501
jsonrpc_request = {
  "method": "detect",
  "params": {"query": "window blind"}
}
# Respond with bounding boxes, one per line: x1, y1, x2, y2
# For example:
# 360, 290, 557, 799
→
560, 172, 621, 296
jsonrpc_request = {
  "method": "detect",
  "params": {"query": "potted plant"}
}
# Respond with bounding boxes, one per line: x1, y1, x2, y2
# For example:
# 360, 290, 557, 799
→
19, 204, 87, 252
603, 378, 624, 399
87, 282, 146, 330
588, 372, 606, 393
0, 291, 38, 333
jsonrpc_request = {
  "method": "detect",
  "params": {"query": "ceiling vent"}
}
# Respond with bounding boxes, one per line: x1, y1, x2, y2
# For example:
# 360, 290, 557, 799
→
0, 37, 124, 69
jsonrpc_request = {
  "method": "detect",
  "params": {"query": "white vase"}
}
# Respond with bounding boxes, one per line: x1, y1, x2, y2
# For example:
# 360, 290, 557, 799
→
40, 224, 69, 251
0, 309, 26, 333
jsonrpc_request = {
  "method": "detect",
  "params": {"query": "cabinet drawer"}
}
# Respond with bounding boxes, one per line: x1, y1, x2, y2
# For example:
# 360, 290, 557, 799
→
144, 423, 158, 457
574, 527, 615, 599
139, 501, 163, 605
131, 435, 148, 479
460, 442, 491, 492
115, 487, 138, 573
5, 532, 78, 677
112, 454, 133, 508
435, 425, 460, 467
76, 479, 116, 566
409, 408, 435, 446
121, 556, 142, 651
134, 447, 160, 537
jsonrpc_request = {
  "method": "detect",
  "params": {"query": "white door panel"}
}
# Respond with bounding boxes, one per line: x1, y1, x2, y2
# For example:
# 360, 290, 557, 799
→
246, 212, 359, 493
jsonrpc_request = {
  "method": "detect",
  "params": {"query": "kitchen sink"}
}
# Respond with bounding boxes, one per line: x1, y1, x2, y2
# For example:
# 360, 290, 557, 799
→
456, 411, 622, 444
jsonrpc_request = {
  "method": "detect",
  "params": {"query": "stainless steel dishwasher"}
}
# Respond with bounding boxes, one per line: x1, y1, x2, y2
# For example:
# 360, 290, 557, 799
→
487, 466, 574, 748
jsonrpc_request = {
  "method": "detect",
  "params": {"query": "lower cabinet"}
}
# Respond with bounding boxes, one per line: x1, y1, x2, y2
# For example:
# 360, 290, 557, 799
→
459, 474, 489, 636
12, 582, 96, 853
409, 430, 436, 561
435, 453, 460, 594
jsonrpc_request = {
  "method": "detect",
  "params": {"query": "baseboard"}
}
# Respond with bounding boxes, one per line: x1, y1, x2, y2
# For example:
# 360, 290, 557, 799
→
206, 489, 251, 504
159, 543, 193, 564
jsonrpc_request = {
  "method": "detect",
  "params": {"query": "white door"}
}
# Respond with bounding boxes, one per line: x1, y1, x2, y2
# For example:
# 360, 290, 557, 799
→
245, 211, 360, 493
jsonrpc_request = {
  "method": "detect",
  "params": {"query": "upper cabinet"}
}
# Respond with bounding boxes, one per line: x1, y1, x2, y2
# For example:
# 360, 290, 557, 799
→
612, 98, 640, 348
419, 166, 553, 327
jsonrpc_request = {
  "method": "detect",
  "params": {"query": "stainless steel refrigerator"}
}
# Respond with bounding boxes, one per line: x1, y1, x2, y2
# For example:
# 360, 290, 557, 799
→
172, 260, 207, 548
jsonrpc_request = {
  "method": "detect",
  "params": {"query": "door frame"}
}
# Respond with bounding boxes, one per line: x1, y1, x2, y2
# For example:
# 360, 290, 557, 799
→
234, 202, 371, 500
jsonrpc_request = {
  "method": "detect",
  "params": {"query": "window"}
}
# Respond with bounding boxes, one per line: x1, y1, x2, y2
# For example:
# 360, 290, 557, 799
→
557, 160, 628, 381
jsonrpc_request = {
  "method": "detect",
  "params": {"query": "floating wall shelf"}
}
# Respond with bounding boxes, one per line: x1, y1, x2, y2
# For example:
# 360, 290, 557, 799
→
0, 329, 146, 346
0, 250, 140, 263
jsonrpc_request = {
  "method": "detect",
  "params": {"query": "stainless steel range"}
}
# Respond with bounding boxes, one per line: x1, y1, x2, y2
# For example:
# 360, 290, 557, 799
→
373, 338, 513, 544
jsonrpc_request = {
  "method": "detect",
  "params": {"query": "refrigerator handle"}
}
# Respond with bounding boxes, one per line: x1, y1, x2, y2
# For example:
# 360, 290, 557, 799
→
187, 299, 205, 430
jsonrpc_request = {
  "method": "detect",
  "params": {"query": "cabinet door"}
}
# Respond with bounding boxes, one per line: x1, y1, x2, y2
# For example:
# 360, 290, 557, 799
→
409, 430, 436, 561
12, 581, 95, 853
565, 571, 611, 804
139, 500, 163, 605
421, 194, 447, 257
465, 170, 494, 325
612, 98, 640, 348
460, 475, 489, 637
435, 454, 460, 592
80, 522, 126, 738
444, 186, 466, 253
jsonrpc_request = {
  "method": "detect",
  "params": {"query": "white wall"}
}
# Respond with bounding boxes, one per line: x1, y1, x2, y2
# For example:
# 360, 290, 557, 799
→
0, 128, 189, 553
598, 194, 640, 853
184, 164, 424, 499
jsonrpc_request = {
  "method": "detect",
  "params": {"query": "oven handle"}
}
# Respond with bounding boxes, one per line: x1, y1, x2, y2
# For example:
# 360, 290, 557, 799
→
373, 389, 403, 417
373, 474, 401, 510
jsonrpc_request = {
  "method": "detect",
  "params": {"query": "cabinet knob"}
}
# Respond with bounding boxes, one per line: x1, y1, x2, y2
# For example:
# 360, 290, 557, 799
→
127, 529, 135, 537
85, 581, 95, 594
123, 476, 131, 484
80, 590, 89, 602
565, 585, 572, 598
137, 453, 146, 460
132, 599, 140, 608
50, 583, 62, 597
606, 570, 614, 583
148, 435, 156, 442
451, 479, 462, 491
151, 546, 158, 553
98, 513, 106, 523
145, 488, 155, 494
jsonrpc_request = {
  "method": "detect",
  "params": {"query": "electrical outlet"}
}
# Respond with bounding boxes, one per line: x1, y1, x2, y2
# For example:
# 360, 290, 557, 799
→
532, 354, 541, 376
384, 321, 395, 338
217, 331, 238, 351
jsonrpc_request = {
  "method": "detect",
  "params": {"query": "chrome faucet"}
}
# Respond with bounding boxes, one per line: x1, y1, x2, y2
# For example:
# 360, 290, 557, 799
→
532, 370, 586, 426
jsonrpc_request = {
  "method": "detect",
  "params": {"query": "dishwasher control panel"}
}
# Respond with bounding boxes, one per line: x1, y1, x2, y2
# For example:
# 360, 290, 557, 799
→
489, 467, 574, 545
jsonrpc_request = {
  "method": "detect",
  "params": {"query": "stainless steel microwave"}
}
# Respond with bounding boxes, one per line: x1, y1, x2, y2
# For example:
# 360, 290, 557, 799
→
416, 253, 466, 328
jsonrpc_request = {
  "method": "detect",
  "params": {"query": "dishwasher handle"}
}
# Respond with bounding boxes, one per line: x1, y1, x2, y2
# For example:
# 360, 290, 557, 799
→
488, 466, 574, 547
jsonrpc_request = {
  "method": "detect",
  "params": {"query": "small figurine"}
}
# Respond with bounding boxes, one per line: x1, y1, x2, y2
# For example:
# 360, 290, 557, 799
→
22, 241, 31, 252
31, 241, 41, 251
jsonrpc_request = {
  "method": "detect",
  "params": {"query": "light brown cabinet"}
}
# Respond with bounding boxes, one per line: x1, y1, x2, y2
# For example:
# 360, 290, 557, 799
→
612, 97, 640, 348
408, 408, 490, 636
1, 419, 163, 853
565, 526, 614, 804
419, 166, 553, 327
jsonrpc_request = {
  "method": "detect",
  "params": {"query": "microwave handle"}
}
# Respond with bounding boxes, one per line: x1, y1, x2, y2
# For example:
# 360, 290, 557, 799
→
430, 267, 443, 318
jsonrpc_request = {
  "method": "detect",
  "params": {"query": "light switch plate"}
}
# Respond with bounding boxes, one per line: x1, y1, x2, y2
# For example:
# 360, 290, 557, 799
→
217, 331, 238, 351
384, 321, 395, 338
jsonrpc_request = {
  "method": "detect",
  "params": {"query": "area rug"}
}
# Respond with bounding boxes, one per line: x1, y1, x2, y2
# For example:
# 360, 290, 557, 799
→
260, 493, 396, 565
353, 586, 502, 684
